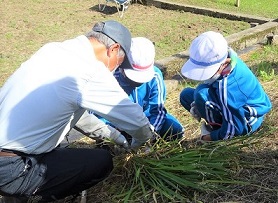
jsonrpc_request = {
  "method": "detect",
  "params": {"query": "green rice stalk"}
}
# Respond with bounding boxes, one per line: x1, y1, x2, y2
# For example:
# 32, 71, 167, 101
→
112, 135, 262, 202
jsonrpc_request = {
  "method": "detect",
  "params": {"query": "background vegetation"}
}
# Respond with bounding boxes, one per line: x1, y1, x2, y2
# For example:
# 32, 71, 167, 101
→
0, 0, 252, 85
0, 0, 277, 202
170, 0, 278, 18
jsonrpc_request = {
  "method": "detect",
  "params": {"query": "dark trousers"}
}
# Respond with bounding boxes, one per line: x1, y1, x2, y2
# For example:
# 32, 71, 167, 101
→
0, 148, 113, 202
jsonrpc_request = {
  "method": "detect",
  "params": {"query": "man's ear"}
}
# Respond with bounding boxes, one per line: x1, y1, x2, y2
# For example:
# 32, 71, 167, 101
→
107, 43, 120, 57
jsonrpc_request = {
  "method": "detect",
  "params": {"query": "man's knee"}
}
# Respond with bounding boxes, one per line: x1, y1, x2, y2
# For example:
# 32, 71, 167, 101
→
100, 149, 113, 172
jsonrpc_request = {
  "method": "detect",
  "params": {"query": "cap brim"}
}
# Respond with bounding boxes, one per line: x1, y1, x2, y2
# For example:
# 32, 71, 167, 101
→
181, 58, 223, 81
119, 53, 133, 73
123, 64, 155, 83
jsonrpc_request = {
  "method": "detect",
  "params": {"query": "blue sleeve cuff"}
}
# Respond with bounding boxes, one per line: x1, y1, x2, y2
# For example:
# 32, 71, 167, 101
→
210, 129, 223, 141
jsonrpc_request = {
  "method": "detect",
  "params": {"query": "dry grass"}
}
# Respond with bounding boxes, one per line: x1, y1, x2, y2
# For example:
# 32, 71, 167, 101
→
0, 0, 250, 85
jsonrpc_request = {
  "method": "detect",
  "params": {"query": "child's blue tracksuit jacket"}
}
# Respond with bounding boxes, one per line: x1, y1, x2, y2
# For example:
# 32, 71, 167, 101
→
180, 56, 272, 141
113, 66, 184, 138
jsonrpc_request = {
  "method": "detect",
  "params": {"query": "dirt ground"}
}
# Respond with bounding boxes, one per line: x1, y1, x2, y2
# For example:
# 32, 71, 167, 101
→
0, 1, 250, 85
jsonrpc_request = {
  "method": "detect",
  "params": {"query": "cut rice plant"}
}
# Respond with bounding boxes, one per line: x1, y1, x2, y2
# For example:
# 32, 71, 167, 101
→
112, 136, 260, 202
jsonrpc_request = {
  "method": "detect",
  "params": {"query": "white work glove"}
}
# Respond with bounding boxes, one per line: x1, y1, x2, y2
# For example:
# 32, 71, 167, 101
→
200, 121, 213, 140
130, 124, 157, 151
110, 132, 129, 149
130, 138, 145, 150
75, 111, 129, 149
190, 101, 201, 122
105, 125, 130, 149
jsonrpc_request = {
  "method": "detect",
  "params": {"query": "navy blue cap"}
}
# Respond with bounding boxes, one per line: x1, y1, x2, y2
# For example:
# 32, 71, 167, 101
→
93, 20, 132, 69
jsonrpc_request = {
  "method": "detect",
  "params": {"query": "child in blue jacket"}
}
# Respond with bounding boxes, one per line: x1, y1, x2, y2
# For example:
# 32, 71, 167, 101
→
108, 37, 184, 140
180, 31, 272, 141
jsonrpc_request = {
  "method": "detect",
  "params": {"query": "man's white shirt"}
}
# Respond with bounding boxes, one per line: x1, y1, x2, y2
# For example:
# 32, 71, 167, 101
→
0, 35, 152, 154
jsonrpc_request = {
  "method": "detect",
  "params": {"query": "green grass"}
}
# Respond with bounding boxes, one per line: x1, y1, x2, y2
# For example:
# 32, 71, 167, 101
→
169, 0, 278, 18
243, 45, 278, 81
0, 0, 251, 85
113, 137, 256, 202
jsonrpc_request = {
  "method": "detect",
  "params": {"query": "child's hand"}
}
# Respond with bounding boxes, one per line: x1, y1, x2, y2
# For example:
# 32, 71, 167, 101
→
190, 101, 201, 122
200, 121, 212, 141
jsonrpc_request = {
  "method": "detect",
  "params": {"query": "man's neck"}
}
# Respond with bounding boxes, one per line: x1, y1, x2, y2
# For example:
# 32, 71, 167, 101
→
89, 38, 108, 65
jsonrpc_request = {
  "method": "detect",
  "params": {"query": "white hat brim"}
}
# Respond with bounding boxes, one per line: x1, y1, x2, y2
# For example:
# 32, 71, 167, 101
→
181, 57, 226, 81
124, 65, 155, 83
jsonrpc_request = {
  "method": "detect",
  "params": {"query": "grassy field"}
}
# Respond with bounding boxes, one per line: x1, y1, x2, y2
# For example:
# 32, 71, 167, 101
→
0, 0, 278, 202
0, 0, 251, 85
168, 0, 278, 19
